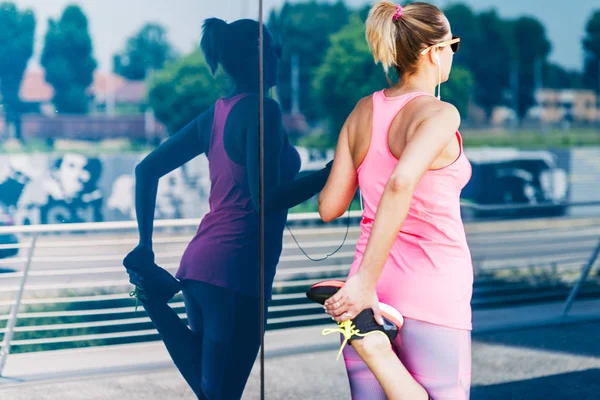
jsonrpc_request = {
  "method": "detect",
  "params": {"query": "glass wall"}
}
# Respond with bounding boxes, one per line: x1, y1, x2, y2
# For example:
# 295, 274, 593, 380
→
0, 1, 264, 399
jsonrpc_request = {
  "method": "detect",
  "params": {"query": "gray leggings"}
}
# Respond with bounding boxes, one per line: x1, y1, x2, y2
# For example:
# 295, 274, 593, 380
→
342, 317, 472, 399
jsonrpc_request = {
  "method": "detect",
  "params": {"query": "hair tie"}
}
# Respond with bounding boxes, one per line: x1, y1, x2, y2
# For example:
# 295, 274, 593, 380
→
393, 4, 402, 21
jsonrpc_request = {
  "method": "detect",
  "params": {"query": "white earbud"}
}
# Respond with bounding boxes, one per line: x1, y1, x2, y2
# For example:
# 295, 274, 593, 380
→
435, 54, 441, 100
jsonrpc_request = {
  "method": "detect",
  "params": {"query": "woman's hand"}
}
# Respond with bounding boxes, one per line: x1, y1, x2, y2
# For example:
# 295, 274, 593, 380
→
122, 242, 181, 304
123, 243, 155, 285
124, 243, 154, 267
324, 273, 384, 325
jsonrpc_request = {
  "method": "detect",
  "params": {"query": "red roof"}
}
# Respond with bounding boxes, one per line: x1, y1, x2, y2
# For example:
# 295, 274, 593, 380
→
19, 69, 146, 104
114, 80, 147, 103
20, 70, 54, 102
89, 71, 126, 101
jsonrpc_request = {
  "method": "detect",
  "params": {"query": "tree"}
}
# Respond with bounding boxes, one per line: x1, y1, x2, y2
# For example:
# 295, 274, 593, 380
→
442, 65, 474, 117
0, 2, 35, 140
511, 16, 551, 120
41, 5, 97, 114
583, 10, 600, 93
148, 50, 228, 135
443, 3, 481, 73
543, 62, 582, 89
268, 1, 351, 121
470, 10, 513, 119
438, 5, 516, 120
443, 6, 551, 122
313, 15, 388, 145
114, 23, 176, 81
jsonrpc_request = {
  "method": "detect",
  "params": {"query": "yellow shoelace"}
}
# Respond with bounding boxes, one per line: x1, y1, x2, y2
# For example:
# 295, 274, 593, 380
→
322, 320, 390, 361
322, 320, 368, 361
129, 285, 147, 314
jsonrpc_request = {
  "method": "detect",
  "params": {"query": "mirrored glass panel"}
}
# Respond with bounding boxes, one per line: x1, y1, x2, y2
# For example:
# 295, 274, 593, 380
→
0, 1, 263, 399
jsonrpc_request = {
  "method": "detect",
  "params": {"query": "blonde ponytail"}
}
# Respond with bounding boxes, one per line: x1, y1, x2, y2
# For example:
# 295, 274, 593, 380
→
365, 1, 399, 75
365, 1, 448, 80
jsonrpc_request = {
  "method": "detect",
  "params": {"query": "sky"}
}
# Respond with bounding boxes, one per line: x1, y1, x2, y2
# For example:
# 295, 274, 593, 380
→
14, 0, 599, 73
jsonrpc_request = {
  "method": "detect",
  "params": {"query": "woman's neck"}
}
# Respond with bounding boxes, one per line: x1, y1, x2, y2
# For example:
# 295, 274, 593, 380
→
387, 70, 438, 97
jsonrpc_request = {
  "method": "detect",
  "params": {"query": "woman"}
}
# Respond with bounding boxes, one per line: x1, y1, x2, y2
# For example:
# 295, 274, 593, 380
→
319, 2, 473, 399
123, 18, 332, 399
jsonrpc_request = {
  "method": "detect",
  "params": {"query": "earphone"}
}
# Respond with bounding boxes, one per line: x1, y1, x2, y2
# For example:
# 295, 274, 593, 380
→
434, 53, 442, 100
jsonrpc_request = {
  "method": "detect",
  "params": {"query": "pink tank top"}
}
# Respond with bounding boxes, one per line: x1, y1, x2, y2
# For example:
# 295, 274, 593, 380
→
348, 90, 474, 331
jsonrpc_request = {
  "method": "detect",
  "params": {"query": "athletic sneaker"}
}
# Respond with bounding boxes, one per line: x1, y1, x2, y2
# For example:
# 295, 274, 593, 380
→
306, 280, 404, 360
123, 248, 181, 305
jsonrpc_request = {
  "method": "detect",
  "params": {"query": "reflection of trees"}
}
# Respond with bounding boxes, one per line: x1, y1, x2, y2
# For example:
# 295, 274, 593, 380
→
114, 23, 177, 81
41, 5, 97, 114
0, 3, 36, 141
147, 51, 228, 134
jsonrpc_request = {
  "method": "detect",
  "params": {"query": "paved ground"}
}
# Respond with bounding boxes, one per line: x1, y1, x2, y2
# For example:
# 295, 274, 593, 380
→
254, 321, 600, 400
1, 322, 599, 399
1, 299, 600, 399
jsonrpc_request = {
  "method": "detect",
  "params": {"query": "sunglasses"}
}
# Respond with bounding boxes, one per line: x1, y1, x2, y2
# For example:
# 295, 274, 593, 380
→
420, 36, 460, 55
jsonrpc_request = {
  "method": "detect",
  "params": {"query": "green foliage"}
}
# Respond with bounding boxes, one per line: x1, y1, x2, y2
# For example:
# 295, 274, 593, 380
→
444, 5, 553, 121
114, 23, 176, 81
511, 16, 552, 120
313, 15, 388, 146
41, 5, 97, 114
583, 10, 600, 91
0, 2, 35, 139
443, 3, 481, 73
443, 65, 474, 117
453, 7, 512, 118
295, 127, 331, 150
462, 128, 600, 149
147, 50, 229, 134
268, 1, 351, 120
543, 63, 582, 89
0, 289, 182, 353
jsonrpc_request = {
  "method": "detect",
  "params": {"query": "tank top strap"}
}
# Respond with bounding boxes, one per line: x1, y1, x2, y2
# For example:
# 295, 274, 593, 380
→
209, 93, 250, 153
370, 90, 433, 152
456, 130, 464, 151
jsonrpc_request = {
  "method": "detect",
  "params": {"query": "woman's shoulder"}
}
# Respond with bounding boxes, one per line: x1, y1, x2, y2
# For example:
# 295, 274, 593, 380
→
419, 100, 460, 124
350, 94, 375, 119
405, 97, 459, 121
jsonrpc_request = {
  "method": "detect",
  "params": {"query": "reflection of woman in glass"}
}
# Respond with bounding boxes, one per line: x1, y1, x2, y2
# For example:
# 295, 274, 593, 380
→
122, 18, 332, 399
320, 2, 472, 399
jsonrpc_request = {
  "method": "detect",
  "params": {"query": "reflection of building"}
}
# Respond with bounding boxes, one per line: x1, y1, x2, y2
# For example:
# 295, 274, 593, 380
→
531, 89, 598, 124
490, 106, 517, 126
20, 70, 55, 115
14, 69, 166, 141
89, 74, 149, 114
20, 70, 149, 115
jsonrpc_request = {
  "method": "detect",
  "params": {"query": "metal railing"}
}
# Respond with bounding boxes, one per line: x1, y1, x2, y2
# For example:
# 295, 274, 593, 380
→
0, 209, 599, 376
